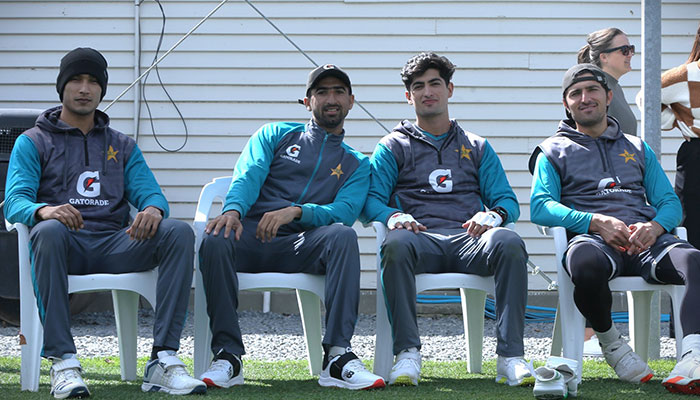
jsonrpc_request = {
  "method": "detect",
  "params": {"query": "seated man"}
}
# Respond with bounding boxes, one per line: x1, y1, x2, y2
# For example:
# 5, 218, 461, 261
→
530, 63, 700, 393
3, 47, 204, 398
362, 52, 531, 387
198, 64, 385, 390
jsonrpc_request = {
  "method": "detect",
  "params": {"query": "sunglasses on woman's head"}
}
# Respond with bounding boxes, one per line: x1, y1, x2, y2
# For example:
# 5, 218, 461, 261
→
601, 44, 635, 56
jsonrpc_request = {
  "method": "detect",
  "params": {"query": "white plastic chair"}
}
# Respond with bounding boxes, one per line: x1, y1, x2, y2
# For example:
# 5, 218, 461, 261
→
6, 220, 158, 392
542, 225, 685, 381
192, 176, 325, 378
372, 221, 503, 379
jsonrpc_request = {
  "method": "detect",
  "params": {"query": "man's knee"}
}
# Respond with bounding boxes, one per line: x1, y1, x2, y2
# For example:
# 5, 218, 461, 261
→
486, 228, 526, 255
567, 243, 610, 287
159, 218, 194, 243
381, 229, 418, 257
29, 219, 70, 246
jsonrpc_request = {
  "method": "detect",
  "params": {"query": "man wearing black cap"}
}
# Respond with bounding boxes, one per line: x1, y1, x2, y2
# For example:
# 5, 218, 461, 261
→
198, 64, 385, 390
530, 63, 700, 392
3, 47, 205, 398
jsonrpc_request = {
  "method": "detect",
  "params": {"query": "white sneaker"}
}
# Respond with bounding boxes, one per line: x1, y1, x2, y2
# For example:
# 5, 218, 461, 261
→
50, 358, 90, 399
389, 348, 421, 386
141, 350, 207, 395
533, 366, 567, 399
496, 356, 534, 386
601, 338, 653, 383
318, 351, 386, 390
662, 351, 700, 394
200, 354, 243, 388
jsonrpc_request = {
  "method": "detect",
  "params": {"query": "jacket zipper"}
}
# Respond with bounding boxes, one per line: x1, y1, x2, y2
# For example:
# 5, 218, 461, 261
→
83, 135, 89, 166
296, 134, 328, 204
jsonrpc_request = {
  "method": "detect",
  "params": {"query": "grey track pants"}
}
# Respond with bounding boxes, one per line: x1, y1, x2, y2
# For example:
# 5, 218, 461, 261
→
30, 218, 194, 358
380, 227, 528, 357
198, 222, 360, 356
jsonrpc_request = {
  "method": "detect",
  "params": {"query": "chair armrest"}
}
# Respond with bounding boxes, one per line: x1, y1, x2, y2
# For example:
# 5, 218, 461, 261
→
673, 226, 688, 241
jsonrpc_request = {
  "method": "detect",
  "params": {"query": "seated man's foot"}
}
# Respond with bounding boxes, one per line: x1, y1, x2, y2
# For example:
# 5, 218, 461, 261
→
601, 338, 653, 383
200, 350, 243, 388
50, 357, 90, 399
318, 350, 385, 390
389, 347, 421, 386
141, 350, 207, 395
662, 351, 700, 394
495, 355, 534, 386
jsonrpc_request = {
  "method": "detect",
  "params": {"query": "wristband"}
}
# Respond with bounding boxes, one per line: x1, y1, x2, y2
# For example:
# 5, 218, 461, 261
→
387, 212, 421, 230
472, 211, 503, 228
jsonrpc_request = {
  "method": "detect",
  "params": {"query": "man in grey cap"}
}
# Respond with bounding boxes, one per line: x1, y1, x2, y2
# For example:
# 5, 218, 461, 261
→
198, 64, 385, 390
530, 63, 700, 392
4, 47, 204, 398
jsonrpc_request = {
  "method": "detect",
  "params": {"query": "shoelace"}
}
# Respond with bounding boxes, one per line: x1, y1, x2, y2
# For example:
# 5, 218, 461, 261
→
344, 358, 369, 373
209, 359, 232, 373
57, 368, 81, 382
394, 357, 420, 371
504, 358, 533, 378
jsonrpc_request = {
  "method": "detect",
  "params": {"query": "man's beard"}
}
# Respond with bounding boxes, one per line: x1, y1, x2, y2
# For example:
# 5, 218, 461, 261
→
313, 108, 345, 131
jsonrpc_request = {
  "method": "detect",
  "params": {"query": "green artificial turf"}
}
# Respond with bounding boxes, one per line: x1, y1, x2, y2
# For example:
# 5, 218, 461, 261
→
0, 357, 684, 399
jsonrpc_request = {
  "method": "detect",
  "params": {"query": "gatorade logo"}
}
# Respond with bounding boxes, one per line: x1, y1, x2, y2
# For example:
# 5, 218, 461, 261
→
286, 144, 301, 157
76, 170, 100, 198
428, 169, 452, 193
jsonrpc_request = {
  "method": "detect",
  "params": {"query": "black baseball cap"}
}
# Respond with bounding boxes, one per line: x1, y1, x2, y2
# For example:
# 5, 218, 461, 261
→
298, 64, 352, 104
562, 63, 609, 97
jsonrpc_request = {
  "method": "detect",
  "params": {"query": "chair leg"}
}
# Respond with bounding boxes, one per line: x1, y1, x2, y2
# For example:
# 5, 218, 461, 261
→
550, 306, 562, 356
558, 274, 585, 381
373, 282, 394, 380
193, 267, 212, 379
20, 301, 43, 391
670, 287, 684, 361
112, 290, 139, 381
296, 289, 323, 376
460, 288, 486, 374
627, 291, 652, 362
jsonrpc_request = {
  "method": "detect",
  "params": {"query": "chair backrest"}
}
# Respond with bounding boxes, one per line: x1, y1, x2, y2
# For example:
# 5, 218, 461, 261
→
193, 176, 232, 250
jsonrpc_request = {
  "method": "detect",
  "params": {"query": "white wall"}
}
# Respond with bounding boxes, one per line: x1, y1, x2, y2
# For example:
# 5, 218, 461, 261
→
1, 0, 697, 289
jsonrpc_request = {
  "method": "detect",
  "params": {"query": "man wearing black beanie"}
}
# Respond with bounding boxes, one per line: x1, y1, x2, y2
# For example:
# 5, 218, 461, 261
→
4, 47, 206, 397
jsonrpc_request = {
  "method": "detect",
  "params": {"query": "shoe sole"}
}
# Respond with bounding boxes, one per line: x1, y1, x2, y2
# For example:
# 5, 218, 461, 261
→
141, 383, 207, 395
663, 377, 700, 395
390, 375, 418, 386
318, 376, 386, 390
202, 375, 244, 388
51, 386, 90, 399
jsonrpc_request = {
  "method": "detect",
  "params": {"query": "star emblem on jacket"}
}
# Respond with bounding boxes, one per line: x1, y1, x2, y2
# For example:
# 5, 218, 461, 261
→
456, 144, 472, 160
618, 149, 636, 163
107, 145, 119, 163
330, 163, 343, 179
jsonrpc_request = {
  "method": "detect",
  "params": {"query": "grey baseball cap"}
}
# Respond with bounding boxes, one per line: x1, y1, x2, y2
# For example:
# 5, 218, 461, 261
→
562, 63, 609, 97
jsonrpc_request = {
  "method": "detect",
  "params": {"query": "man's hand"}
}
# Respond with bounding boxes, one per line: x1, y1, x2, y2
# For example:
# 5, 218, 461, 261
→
36, 204, 84, 231
256, 206, 302, 243
205, 210, 243, 240
126, 206, 163, 240
626, 221, 665, 255
462, 211, 502, 238
589, 213, 631, 251
387, 212, 426, 233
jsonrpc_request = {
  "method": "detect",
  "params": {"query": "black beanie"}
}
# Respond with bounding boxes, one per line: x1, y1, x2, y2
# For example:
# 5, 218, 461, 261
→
56, 47, 109, 102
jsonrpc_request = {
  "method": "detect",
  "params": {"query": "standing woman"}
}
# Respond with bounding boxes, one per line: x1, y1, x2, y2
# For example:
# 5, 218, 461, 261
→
661, 23, 700, 249
578, 27, 638, 135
